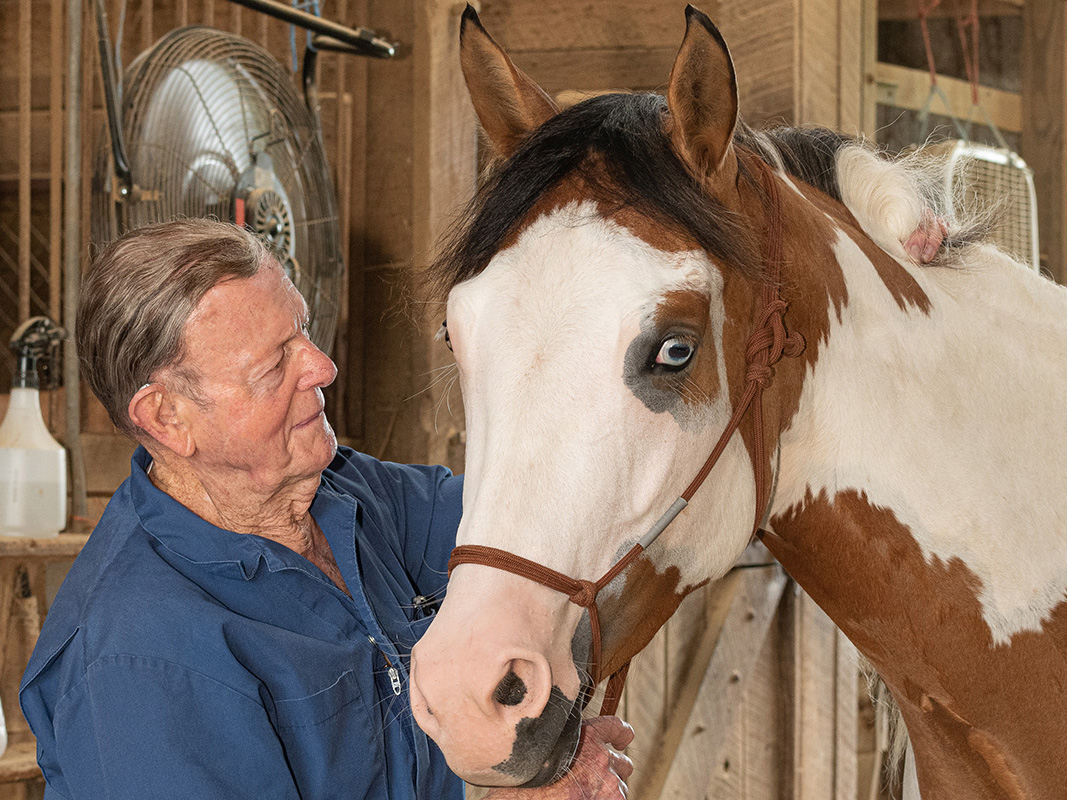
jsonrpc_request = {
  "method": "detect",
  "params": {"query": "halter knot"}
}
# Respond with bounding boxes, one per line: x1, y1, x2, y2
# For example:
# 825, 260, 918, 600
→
568, 580, 598, 608
746, 363, 773, 387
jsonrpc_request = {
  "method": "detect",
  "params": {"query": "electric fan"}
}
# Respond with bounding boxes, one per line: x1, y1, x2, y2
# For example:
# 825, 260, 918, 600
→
927, 138, 1041, 272
91, 25, 345, 352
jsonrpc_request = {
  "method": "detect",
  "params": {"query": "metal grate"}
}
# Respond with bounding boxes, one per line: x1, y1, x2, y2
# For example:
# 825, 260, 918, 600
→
933, 140, 1040, 271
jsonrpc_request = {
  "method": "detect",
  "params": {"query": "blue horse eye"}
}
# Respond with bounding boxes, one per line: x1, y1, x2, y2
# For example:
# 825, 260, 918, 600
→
655, 338, 695, 369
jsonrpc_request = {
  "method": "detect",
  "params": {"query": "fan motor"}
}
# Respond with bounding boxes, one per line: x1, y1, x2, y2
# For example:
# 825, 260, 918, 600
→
245, 188, 293, 255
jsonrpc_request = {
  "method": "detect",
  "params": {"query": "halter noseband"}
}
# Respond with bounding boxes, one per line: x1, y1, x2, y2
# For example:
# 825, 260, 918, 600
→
447, 158, 804, 717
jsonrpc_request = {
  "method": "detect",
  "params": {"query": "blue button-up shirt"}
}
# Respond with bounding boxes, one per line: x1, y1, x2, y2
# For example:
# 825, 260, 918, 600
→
20, 446, 464, 799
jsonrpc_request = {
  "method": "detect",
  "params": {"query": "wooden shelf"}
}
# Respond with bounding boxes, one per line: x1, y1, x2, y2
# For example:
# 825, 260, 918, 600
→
0, 535, 89, 561
0, 739, 42, 783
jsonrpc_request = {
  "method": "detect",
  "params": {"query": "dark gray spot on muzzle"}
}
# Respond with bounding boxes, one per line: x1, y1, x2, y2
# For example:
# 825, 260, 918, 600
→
489, 685, 582, 787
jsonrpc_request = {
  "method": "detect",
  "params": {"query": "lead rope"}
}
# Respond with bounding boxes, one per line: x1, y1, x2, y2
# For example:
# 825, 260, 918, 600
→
448, 157, 804, 717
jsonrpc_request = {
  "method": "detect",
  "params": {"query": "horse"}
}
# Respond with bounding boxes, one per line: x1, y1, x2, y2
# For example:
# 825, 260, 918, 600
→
407, 6, 1067, 799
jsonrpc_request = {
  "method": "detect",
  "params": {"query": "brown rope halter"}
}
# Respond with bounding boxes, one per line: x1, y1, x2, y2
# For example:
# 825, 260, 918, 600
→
448, 158, 804, 717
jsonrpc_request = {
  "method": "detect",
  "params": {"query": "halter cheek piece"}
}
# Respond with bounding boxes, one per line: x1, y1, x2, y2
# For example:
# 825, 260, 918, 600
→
448, 159, 805, 717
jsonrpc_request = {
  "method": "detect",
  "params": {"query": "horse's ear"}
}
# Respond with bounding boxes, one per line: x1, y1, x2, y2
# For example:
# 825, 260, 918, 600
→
667, 6, 739, 180
459, 4, 559, 158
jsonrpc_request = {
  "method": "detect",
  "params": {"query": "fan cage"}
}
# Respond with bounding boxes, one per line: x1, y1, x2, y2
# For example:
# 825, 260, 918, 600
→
933, 140, 1040, 272
92, 25, 344, 354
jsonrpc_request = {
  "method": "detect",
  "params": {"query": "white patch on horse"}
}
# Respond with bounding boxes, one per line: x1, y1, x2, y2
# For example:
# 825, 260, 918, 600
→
774, 226, 1067, 645
449, 201, 755, 590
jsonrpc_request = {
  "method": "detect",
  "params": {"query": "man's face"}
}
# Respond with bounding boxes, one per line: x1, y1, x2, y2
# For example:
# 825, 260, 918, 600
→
172, 262, 338, 491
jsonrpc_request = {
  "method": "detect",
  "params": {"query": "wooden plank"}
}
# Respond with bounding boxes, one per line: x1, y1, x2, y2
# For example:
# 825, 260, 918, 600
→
716, 0, 797, 125
48, 0, 63, 322
634, 565, 788, 800
1021, 0, 1067, 282
0, 535, 90, 560
479, 0, 698, 54
81, 432, 137, 495
875, 61, 1021, 133
833, 629, 858, 800
732, 602, 783, 800
514, 47, 677, 96
837, 0, 864, 134
860, 0, 879, 138
0, 739, 45, 783
624, 622, 667, 786
781, 590, 853, 800
799, 0, 840, 127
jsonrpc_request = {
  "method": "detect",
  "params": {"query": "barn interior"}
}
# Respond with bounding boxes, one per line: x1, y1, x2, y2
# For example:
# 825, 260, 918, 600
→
0, 0, 1055, 797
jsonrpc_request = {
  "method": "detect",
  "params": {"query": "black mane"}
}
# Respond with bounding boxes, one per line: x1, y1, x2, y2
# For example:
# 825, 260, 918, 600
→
429, 92, 853, 297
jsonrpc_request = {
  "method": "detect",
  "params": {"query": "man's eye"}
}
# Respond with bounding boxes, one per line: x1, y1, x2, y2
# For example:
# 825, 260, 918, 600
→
654, 337, 695, 370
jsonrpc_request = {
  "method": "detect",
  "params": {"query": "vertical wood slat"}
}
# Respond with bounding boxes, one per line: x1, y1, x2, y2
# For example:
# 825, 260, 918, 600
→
1021, 0, 1067, 283
141, 0, 153, 48
19, 0, 33, 322
80, 0, 95, 278
49, 0, 65, 323
635, 567, 788, 800
833, 628, 858, 800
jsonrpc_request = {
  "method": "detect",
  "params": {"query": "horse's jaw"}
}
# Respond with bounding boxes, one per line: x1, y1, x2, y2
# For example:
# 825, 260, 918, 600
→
409, 570, 588, 787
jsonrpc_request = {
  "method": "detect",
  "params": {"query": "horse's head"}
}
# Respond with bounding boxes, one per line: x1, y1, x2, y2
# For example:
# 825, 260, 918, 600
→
410, 5, 800, 786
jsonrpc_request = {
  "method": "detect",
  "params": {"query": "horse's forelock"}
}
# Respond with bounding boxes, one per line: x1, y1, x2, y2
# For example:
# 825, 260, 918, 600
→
428, 92, 768, 300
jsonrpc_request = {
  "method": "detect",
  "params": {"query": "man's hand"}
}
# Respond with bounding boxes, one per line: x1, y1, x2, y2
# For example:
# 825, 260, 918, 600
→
484, 716, 635, 800
904, 209, 949, 264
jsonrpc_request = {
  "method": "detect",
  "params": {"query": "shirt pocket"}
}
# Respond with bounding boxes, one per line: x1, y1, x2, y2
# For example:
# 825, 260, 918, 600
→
272, 668, 386, 799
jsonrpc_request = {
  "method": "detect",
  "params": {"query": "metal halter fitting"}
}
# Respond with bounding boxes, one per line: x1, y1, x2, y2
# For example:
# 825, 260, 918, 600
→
447, 158, 804, 717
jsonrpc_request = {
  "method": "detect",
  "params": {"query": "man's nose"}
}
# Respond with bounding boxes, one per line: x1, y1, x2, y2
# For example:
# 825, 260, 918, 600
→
298, 340, 338, 390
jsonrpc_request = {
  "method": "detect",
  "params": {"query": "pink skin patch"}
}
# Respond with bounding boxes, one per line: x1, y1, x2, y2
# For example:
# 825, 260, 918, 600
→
904, 210, 949, 264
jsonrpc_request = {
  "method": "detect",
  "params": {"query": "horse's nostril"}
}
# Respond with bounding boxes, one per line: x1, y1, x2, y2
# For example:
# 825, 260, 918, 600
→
493, 670, 528, 706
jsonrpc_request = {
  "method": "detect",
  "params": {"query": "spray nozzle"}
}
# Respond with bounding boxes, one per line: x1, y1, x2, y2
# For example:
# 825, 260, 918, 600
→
10, 317, 65, 391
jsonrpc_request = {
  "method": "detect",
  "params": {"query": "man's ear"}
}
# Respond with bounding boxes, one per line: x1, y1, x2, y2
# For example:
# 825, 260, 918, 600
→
128, 383, 195, 458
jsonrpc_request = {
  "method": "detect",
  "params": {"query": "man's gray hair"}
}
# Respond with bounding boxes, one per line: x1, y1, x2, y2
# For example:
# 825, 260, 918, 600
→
78, 218, 271, 438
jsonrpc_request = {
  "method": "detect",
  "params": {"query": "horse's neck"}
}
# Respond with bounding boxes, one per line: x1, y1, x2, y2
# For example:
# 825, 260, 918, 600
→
765, 236, 1067, 799
776, 239, 1067, 644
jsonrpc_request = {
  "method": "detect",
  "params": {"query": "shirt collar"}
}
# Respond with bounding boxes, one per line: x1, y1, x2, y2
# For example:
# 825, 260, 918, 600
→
129, 446, 358, 581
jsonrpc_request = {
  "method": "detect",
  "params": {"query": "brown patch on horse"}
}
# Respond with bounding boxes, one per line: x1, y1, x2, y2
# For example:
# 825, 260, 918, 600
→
609, 205, 703, 254
598, 557, 691, 677
764, 489, 1067, 800
800, 183, 932, 315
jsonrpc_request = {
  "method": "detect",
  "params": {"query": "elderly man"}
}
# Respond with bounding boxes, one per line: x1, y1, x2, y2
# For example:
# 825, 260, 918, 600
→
19, 219, 633, 799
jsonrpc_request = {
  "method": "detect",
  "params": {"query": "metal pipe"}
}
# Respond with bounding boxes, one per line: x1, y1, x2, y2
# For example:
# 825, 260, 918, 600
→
93, 0, 133, 197
224, 0, 398, 58
64, 0, 88, 527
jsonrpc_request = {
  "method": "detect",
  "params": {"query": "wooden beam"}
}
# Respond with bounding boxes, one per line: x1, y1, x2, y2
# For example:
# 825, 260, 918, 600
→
478, 0, 695, 53
875, 61, 1021, 133
1022, 0, 1067, 282
511, 47, 678, 96
634, 565, 788, 800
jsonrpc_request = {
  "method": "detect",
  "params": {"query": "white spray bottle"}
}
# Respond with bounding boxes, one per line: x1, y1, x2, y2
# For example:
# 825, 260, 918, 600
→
0, 317, 67, 538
